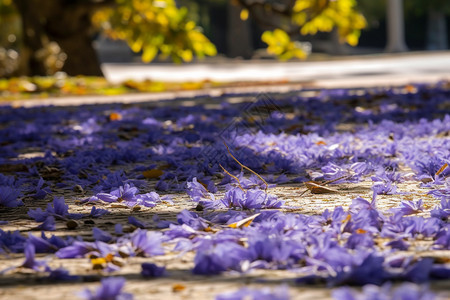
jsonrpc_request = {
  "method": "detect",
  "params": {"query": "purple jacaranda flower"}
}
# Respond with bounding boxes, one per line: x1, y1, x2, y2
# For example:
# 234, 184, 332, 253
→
264, 174, 289, 185
141, 263, 166, 278
220, 188, 283, 210
391, 282, 436, 300
433, 227, 450, 249
130, 229, 164, 257
193, 241, 250, 275
155, 179, 169, 191
37, 216, 56, 231
32, 177, 51, 199
0, 186, 23, 207
27, 233, 59, 253
319, 206, 349, 233
247, 231, 305, 267
165, 223, 201, 240
371, 181, 397, 195
208, 210, 248, 225
0, 229, 26, 253
220, 187, 247, 209
56, 240, 113, 259
115, 224, 123, 235
345, 209, 384, 234
0, 174, 19, 187
89, 206, 110, 218
96, 183, 138, 204
41, 232, 68, 249
414, 157, 449, 181
28, 197, 83, 222
135, 192, 161, 207
237, 173, 274, 189
79, 277, 133, 300
407, 216, 441, 237
430, 264, 450, 279
403, 258, 434, 283
46, 266, 79, 281
21, 242, 46, 270
128, 216, 148, 229
333, 254, 387, 286
428, 187, 450, 201
93, 170, 129, 193
381, 211, 411, 239
391, 199, 424, 216
177, 210, 209, 231
346, 197, 385, 233
430, 199, 450, 221
332, 282, 435, 300
186, 177, 215, 202
27, 208, 48, 222
321, 162, 347, 182
349, 196, 377, 213
216, 285, 290, 300
351, 162, 372, 177
92, 228, 113, 243
345, 232, 374, 249
385, 238, 410, 250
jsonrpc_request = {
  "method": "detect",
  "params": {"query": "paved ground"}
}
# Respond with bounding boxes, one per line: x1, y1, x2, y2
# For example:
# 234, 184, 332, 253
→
8, 51, 450, 108
102, 51, 450, 87
1, 52, 449, 299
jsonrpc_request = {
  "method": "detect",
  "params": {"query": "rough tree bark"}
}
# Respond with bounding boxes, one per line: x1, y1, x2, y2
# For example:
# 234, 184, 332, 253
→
13, 0, 109, 76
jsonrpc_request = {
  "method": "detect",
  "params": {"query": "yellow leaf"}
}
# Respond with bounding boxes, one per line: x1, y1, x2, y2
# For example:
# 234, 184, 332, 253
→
346, 31, 360, 46
172, 283, 186, 292
273, 29, 289, 45
261, 31, 274, 44
131, 38, 143, 53
142, 46, 158, 63
185, 21, 195, 31
91, 257, 107, 265
109, 112, 122, 121
240, 9, 249, 21
180, 49, 193, 62
143, 169, 164, 179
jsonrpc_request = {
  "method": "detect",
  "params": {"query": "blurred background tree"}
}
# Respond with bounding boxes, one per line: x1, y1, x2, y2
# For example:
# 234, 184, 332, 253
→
405, 0, 449, 50
0, 0, 366, 77
234, 0, 366, 60
2, 0, 447, 78
1, 0, 217, 76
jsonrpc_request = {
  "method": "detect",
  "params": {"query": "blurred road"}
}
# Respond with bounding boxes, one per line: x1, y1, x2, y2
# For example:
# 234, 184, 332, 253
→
102, 51, 450, 88
8, 51, 450, 107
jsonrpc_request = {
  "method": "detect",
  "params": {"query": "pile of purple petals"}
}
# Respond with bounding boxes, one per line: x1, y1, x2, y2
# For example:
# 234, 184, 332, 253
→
0, 83, 449, 298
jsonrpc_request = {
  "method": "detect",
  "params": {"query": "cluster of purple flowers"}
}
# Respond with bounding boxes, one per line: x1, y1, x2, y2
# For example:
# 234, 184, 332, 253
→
0, 83, 449, 298
332, 282, 436, 300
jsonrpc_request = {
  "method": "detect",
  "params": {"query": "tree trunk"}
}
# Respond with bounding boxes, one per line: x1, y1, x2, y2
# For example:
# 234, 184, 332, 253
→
45, 1, 103, 76
13, 0, 104, 76
13, 0, 49, 75
426, 8, 448, 50
226, 2, 254, 59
